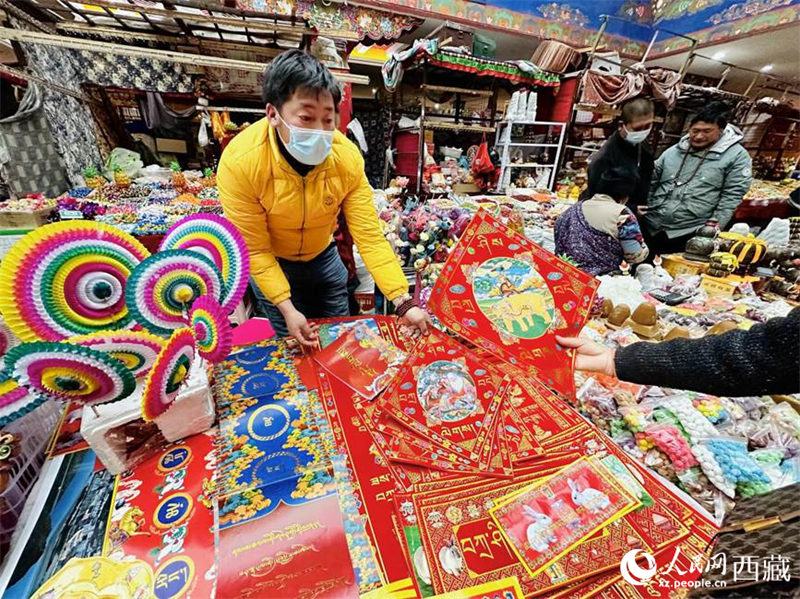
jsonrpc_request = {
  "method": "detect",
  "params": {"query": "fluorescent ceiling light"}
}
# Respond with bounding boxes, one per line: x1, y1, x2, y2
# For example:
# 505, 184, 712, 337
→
761, 64, 774, 72
712, 51, 725, 60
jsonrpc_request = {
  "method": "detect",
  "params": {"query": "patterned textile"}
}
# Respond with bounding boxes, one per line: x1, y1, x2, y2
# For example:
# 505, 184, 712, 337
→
554, 200, 625, 276
616, 209, 649, 263
382, 38, 560, 92
72, 51, 193, 93
13, 18, 102, 186
351, 107, 390, 189
0, 83, 69, 197
11, 17, 193, 186
236, 0, 420, 41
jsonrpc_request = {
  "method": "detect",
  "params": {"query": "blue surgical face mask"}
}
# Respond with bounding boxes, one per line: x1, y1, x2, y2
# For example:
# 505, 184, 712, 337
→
276, 112, 334, 166
623, 124, 651, 145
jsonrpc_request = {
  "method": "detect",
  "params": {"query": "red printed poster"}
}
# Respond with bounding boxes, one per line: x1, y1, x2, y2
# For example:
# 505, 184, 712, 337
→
377, 329, 506, 463
489, 458, 640, 577
102, 431, 217, 599
47, 401, 90, 457
313, 321, 407, 400
216, 492, 359, 599
428, 210, 599, 399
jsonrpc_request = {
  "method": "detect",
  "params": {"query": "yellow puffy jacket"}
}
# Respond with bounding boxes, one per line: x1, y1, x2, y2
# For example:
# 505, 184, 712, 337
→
218, 118, 408, 305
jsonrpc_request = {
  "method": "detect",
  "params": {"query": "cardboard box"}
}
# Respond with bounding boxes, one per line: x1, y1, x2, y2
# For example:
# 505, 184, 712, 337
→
426, 21, 474, 49
661, 254, 708, 278
155, 137, 188, 154
0, 208, 53, 229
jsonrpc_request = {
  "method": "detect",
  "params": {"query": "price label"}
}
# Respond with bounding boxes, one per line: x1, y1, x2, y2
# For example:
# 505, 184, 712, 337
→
59, 209, 84, 220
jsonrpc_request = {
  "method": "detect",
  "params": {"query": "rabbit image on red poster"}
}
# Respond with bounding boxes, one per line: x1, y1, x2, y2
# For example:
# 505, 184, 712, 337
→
428, 210, 598, 399
489, 458, 640, 577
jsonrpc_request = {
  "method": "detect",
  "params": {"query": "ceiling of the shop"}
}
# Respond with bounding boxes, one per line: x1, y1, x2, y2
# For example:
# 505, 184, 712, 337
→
477, 0, 799, 38
647, 24, 800, 95
397, 18, 543, 61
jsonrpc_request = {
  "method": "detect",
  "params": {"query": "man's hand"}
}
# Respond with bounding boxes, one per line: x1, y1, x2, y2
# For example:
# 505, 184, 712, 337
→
400, 306, 431, 336
636, 205, 649, 216
277, 301, 318, 348
556, 336, 616, 377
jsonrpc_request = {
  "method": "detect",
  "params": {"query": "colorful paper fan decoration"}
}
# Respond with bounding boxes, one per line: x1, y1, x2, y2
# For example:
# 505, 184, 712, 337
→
4, 342, 136, 406
0, 316, 19, 357
125, 249, 225, 335
141, 328, 196, 421
68, 330, 165, 378
160, 214, 249, 312
189, 295, 232, 362
0, 221, 150, 342
0, 377, 46, 427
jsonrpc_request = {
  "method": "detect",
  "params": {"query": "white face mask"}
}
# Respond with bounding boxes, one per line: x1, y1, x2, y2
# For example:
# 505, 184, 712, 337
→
623, 125, 651, 145
275, 112, 334, 166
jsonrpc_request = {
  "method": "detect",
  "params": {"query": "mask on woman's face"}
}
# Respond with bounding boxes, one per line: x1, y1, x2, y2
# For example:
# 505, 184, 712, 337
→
623, 125, 651, 145
277, 113, 334, 166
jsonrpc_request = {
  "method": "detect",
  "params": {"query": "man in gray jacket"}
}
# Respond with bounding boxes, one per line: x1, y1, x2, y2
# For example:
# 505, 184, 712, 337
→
642, 102, 752, 256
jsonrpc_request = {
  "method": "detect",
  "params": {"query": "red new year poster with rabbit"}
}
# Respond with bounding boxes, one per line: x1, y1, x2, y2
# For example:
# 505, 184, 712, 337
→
489, 457, 639, 577
428, 210, 598, 399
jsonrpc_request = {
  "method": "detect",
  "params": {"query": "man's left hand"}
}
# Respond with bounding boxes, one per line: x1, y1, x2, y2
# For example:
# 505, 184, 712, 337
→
400, 306, 431, 335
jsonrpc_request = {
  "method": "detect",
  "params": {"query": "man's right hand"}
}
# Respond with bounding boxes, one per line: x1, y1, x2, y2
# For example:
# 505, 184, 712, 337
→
278, 302, 318, 348
636, 205, 649, 216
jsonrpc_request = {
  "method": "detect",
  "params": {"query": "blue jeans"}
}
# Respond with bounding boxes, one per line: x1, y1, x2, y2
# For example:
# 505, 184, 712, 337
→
250, 243, 349, 337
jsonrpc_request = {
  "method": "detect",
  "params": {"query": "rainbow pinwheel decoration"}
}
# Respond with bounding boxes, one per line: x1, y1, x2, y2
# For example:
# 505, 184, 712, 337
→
4, 342, 136, 407
68, 330, 165, 378
141, 328, 196, 421
0, 377, 45, 427
188, 295, 232, 363
125, 249, 225, 335
160, 214, 249, 312
0, 221, 149, 342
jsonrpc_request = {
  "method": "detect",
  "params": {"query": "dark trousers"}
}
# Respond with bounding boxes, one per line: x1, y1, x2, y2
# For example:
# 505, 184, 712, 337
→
249, 243, 349, 337
644, 231, 694, 260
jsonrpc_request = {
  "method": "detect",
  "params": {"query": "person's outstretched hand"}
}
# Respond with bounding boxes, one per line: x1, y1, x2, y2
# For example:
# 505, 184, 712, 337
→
401, 306, 432, 336
556, 336, 617, 377
284, 307, 318, 348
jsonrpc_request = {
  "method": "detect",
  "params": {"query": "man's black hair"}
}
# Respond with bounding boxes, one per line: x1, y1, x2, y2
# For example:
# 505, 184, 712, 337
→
690, 101, 730, 129
620, 98, 654, 125
596, 166, 640, 202
261, 49, 342, 109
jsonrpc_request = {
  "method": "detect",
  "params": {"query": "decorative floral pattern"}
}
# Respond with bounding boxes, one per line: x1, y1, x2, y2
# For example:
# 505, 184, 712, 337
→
654, 0, 724, 22
708, 0, 794, 24
537, 3, 589, 27
653, 5, 799, 51
617, 0, 655, 24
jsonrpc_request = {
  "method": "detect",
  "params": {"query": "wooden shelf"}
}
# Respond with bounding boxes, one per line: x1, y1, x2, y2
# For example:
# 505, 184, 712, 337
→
421, 84, 493, 97
496, 142, 559, 147
423, 120, 496, 133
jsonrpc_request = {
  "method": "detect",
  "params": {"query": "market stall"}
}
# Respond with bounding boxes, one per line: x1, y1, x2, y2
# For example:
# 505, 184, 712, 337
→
0, 1, 799, 598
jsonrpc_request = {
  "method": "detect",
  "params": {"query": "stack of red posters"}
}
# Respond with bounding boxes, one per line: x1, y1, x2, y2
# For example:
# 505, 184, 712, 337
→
372, 328, 511, 477
427, 209, 599, 399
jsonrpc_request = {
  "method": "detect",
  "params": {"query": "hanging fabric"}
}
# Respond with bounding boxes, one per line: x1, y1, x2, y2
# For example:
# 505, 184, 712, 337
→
0, 82, 69, 197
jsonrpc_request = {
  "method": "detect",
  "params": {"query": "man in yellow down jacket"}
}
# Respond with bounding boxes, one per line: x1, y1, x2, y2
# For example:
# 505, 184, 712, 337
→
218, 50, 430, 346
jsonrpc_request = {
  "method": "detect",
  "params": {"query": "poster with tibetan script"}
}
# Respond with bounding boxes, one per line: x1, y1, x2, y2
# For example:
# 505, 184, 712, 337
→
102, 432, 217, 599
312, 321, 407, 400
376, 328, 505, 464
428, 210, 599, 399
